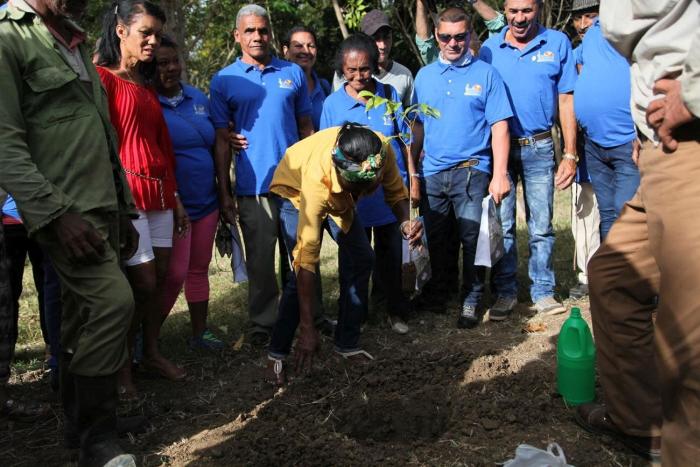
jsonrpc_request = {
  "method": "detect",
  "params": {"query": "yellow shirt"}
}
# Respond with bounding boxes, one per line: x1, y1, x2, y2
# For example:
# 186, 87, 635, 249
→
270, 127, 408, 273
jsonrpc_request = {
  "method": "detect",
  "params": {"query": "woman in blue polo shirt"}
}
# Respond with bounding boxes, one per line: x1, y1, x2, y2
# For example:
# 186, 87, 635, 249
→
320, 33, 410, 334
155, 36, 223, 351
282, 26, 331, 131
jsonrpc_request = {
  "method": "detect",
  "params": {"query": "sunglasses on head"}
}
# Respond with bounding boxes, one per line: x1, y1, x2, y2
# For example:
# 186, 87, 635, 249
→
437, 32, 468, 43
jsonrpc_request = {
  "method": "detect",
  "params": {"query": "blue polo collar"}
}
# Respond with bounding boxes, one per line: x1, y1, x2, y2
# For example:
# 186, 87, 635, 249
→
498, 24, 549, 55
157, 82, 194, 107
437, 51, 473, 74
236, 56, 283, 73
341, 78, 386, 111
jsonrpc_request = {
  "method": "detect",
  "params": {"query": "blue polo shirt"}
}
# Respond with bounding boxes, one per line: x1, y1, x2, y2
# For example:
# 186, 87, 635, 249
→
574, 19, 636, 148
310, 71, 331, 131
480, 26, 577, 137
413, 54, 513, 176
320, 80, 408, 227
159, 84, 218, 220
210, 57, 312, 195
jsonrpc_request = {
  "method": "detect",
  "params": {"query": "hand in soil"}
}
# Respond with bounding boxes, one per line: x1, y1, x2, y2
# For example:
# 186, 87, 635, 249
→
294, 325, 319, 374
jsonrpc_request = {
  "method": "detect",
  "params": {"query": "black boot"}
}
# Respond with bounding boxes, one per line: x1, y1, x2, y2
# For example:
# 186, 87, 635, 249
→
60, 353, 79, 449
73, 373, 135, 467
62, 355, 148, 450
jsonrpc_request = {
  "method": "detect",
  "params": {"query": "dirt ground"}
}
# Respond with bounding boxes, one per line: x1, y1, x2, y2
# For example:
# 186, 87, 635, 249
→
1, 295, 654, 467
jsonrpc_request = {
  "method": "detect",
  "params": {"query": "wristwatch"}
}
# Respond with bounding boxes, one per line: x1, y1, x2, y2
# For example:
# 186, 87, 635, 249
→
465, 0, 478, 5
562, 152, 579, 163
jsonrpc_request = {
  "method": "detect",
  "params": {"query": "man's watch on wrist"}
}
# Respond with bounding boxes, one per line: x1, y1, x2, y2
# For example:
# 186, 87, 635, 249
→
465, 0, 478, 4
562, 152, 579, 163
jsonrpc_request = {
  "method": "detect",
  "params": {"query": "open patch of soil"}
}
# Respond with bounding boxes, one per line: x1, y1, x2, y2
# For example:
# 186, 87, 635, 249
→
1, 302, 654, 467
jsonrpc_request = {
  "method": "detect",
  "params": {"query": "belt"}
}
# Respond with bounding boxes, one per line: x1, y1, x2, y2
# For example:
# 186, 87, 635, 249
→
512, 130, 552, 146
454, 159, 479, 169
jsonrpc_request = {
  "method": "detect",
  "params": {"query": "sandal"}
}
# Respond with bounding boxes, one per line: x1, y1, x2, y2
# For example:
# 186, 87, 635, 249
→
1, 398, 52, 422
265, 356, 287, 386
141, 357, 187, 382
574, 402, 661, 462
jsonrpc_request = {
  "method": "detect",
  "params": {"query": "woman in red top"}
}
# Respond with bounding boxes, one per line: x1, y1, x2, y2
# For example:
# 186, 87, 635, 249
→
96, 0, 188, 398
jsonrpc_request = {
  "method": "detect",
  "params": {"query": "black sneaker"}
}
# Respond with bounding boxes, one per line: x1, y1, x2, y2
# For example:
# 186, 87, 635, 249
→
569, 282, 589, 300
488, 296, 517, 322
457, 305, 480, 329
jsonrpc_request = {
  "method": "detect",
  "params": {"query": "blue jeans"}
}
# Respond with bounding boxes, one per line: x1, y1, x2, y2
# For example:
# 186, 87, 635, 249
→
422, 165, 490, 307
269, 198, 375, 357
584, 138, 639, 240
492, 137, 556, 302
365, 223, 409, 318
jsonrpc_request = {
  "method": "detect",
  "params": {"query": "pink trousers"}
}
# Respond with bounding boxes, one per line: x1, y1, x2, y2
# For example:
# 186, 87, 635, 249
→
162, 209, 219, 314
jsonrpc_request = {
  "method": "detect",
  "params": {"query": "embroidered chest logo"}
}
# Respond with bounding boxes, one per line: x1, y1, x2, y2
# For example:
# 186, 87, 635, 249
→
383, 115, 393, 126
193, 104, 207, 116
532, 50, 555, 63
464, 83, 483, 97
278, 78, 294, 89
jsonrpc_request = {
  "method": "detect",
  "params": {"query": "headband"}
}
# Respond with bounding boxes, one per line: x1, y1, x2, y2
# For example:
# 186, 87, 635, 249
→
332, 145, 386, 184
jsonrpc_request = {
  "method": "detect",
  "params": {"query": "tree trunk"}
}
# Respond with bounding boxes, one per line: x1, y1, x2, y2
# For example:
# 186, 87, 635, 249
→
332, 0, 350, 38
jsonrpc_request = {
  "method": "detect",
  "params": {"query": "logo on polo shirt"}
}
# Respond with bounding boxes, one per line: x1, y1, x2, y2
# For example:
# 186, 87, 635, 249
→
464, 83, 483, 97
532, 50, 556, 63
383, 115, 393, 127
278, 78, 294, 89
193, 104, 207, 116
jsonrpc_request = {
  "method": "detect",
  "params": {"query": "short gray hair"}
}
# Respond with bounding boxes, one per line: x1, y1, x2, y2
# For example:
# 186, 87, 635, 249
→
236, 4, 269, 28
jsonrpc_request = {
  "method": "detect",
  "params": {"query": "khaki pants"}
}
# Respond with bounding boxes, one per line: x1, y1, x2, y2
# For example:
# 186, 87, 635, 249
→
588, 138, 700, 466
571, 182, 600, 284
34, 211, 134, 377
237, 196, 280, 333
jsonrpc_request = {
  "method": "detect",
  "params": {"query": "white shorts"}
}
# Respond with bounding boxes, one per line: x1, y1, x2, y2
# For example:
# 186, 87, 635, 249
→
125, 209, 174, 267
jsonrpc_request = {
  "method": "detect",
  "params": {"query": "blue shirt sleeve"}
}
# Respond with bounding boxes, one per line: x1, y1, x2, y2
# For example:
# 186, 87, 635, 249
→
319, 99, 332, 130
557, 38, 577, 94
294, 66, 313, 118
209, 74, 231, 129
484, 68, 514, 126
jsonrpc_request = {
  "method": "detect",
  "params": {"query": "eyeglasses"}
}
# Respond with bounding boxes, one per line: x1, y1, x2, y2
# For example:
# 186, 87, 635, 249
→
437, 32, 468, 43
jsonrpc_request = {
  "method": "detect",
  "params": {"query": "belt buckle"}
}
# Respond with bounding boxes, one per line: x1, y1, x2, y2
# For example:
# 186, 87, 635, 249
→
518, 137, 530, 146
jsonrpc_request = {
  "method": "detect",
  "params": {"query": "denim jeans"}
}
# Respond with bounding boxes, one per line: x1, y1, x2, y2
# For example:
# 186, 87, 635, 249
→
584, 138, 639, 240
269, 198, 375, 358
492, 137, 556, 302
422, 166, 490, 308
365, 223, 409, 318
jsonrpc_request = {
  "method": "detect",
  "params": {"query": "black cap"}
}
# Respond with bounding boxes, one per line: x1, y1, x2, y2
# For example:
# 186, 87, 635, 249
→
360, 9, 391, 36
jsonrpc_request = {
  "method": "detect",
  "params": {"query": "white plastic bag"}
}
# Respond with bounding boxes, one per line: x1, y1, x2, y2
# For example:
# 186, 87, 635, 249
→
401, 215, 431, 299
502, 443, 573, 467
474, 194, 504, 267
229, 223, 248, 283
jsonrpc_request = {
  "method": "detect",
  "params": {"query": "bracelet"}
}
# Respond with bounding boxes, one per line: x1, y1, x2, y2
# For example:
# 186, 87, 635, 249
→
399, 220, 411, 239
562, 152, 579, 163
410, 173, 421, 178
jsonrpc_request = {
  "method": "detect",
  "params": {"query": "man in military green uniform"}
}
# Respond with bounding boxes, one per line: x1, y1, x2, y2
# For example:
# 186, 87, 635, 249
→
0, 0, 139, 464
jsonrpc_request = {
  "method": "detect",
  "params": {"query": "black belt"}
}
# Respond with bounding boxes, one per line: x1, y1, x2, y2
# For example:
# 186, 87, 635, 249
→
512, 130, 552, 146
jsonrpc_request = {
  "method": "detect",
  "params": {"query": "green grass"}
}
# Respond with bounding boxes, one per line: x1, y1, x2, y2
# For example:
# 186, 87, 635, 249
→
11, 188, 577, 374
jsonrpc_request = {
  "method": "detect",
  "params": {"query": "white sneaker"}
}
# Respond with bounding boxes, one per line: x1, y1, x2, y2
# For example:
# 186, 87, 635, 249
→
534, 296, 567, 316
388, 316, 409, 334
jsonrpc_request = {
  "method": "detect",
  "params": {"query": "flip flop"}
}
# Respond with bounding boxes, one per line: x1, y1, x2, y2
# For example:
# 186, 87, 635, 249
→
141, 358, 187, 382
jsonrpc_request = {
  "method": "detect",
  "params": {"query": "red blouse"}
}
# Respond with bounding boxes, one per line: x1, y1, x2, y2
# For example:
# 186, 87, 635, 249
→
97, 66, 177, 211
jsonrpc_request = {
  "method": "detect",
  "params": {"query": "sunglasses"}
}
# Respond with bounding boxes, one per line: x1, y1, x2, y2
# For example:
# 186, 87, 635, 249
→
437, 32, 468, 43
